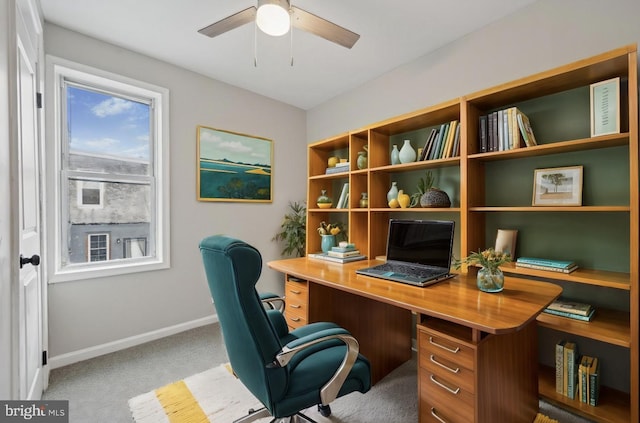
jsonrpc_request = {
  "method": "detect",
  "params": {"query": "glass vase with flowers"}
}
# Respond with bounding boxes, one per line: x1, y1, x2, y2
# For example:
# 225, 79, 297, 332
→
455, 248, 511, 292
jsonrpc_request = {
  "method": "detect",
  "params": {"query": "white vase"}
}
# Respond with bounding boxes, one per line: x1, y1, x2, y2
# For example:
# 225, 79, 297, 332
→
390, 144, 400, 165
399, 140, 416, 163
387, 182, 399, 202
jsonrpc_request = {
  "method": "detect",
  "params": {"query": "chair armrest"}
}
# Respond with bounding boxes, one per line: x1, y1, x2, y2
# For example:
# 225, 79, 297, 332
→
260, 292, 285, 312
271, 327, 360, 405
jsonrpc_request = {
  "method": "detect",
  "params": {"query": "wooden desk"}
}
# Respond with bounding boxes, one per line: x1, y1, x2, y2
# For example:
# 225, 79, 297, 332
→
268, 258, 562, 423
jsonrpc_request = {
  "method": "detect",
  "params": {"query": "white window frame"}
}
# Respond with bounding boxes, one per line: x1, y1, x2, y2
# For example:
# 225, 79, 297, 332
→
87, 233, 110, 262
76, 180, 104, 209
46, 56, 170, 282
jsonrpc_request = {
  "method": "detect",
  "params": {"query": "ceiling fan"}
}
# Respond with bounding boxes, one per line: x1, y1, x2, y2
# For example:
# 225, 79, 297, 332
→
198, 0, 360, 49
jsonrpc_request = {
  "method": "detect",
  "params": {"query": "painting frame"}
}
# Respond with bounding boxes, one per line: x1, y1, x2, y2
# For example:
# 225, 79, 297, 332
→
197, 125, 273, 203
590, 77, 620, 137
532, 165, 583, 207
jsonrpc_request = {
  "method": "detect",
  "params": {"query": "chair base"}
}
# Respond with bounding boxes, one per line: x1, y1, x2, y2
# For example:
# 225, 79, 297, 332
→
233, 406, 328, 423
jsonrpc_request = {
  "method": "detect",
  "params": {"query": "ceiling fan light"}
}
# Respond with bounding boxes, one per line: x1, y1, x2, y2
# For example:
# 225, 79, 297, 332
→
256, 0, 290, 36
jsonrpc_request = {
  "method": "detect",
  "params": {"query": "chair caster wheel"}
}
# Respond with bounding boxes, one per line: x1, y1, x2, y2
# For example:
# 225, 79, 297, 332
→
317, 404, 331, 417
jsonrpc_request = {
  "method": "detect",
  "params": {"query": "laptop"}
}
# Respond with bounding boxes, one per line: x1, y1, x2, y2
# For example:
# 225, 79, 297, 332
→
356, 219, 456, 287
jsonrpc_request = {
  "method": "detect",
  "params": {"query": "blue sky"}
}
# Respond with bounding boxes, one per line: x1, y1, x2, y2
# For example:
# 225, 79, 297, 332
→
199, 126, 272, 167
67, 86, 150, 160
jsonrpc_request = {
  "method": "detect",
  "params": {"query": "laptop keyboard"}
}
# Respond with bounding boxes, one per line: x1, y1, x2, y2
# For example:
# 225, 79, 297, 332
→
375, 262, 441, 278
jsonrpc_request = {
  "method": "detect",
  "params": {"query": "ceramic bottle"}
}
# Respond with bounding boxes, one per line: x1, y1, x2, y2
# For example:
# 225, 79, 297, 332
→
399, 140, 416, 163
390, 145, 400, 165
387, 182, 399, 202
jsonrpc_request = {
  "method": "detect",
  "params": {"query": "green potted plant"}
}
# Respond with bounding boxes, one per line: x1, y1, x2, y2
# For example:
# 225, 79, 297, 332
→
410, 170, 435, 207
272, 201, 307, 257
411, 170, 451, 208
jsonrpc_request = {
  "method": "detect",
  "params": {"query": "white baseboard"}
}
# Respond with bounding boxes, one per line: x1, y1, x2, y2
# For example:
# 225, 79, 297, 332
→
48, 315, 218, 370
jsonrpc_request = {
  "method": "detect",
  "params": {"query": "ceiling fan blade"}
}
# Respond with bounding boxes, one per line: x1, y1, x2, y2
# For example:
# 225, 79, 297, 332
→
198, 7, 257, 38
291, 6, 360, 49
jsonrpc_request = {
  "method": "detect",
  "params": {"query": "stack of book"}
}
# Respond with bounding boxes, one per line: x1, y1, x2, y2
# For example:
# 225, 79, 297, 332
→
544, 299, 595, 321
515, 257, 578, 273
555, 340, 600, 406
325, 161, 349, 175
308, 243, 366, 264
478, 106, 537, 153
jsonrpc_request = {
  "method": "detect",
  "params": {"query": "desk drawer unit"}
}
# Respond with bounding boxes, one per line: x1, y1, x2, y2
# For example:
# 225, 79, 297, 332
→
419, 321, 476, 423
418, 317, 538, 423
284, 276, 308, 329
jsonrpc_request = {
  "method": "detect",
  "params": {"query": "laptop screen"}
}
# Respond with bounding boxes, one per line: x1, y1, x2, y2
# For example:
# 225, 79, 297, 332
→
386, 219, 455, 269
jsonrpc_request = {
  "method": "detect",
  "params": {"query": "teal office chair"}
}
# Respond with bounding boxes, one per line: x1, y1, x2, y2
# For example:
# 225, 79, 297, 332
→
199, 235, 371, 423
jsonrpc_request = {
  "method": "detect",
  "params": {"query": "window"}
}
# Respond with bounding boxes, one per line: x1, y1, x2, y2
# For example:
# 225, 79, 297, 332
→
88, 234, 109, 262
77, 180, 104, 208
124, 238, 147, 258
48, 57, 170, 281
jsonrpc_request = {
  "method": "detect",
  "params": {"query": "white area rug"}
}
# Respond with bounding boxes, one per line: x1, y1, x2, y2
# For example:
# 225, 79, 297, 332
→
129, 360, 417, 423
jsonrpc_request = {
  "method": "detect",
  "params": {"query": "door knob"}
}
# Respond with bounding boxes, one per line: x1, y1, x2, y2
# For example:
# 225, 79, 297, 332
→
20, 254, 40, 269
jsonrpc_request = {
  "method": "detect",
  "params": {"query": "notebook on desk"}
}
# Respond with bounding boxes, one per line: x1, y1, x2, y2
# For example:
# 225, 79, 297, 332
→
356, 219, 455, 287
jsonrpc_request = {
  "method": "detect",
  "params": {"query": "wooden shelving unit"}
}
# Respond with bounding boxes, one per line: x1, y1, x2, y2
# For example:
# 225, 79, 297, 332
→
306, 45, 638, 422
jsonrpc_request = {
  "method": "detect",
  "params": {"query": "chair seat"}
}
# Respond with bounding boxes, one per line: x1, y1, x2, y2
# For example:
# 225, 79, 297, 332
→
274, 344, 370, 417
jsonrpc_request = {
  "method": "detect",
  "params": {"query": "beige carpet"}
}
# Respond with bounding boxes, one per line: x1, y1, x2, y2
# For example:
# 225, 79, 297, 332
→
130, 359, 564, 423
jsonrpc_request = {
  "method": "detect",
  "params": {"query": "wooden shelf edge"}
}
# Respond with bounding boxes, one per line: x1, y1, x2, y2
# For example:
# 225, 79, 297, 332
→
470, 206, 630, 212
501, 264, 631, 290
468, 133, 629, 161
369, 207, 461, 212
539, 365, 630, 423
536, 309, 631, 348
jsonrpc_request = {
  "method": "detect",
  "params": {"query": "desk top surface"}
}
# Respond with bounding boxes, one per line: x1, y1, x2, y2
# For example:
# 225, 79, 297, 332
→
268, 258, 562, 334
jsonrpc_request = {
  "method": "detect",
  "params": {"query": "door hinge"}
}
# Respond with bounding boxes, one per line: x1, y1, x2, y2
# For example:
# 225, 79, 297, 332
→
42, 350, 48, 366
36, 92, 43, 109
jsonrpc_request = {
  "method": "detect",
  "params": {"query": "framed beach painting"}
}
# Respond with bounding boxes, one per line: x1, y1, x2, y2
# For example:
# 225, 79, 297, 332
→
197, 126, 273, 202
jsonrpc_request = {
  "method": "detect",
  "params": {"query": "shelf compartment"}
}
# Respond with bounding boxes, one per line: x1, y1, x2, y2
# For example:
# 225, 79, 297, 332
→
468, 133, 629, 162
501, 263, 631, 290
537, 308, 631, 347
539, 365, 630, 423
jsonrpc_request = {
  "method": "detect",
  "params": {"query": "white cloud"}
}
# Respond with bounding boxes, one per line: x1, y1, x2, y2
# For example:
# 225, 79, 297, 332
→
78, 137, 121, 150
220, 140, 251, 153
92, 98, 134, 117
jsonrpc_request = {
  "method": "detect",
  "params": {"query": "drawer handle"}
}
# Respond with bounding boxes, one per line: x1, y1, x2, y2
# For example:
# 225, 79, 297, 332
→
430, 407, 448, 423
290, 317, 301, 322
430, 354, 460, 374
430, 374, 460, 395
289, 304, 301, 309
429, 336, 460, 353
289, 290, 302, 295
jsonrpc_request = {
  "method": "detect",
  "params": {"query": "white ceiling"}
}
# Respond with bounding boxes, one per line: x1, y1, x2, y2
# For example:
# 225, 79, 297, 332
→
39, 0, 538, 110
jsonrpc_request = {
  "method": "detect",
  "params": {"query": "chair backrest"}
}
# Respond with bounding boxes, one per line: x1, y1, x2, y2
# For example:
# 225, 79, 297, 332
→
199, 235, 287, 409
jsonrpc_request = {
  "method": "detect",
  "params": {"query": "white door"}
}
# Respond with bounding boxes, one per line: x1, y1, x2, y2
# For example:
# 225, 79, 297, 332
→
16, 1, 45, 400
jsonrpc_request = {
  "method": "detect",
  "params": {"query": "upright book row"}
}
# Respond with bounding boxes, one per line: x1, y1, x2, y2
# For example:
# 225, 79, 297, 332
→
555, 340, 600, 406
419, 120, 460, 160
478, 106, 537, 153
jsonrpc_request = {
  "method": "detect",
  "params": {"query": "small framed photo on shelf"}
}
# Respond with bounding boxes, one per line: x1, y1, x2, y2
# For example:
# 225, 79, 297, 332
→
590, 77, 620, 137
494, 229, 518, 257
532, 166, 583, 206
